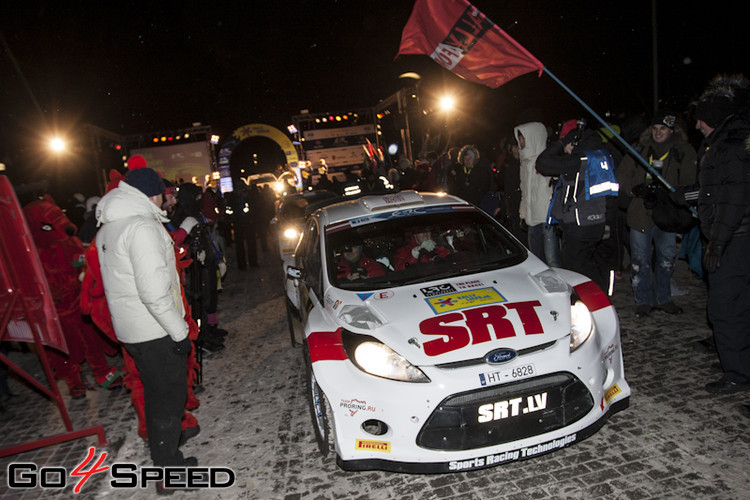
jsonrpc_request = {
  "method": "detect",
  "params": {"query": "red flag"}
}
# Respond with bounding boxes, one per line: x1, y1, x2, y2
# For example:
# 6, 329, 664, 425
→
397, 0, 544, 88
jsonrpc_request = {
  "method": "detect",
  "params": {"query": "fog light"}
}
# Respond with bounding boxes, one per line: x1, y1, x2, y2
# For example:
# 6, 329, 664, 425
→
362, 419, 388, 436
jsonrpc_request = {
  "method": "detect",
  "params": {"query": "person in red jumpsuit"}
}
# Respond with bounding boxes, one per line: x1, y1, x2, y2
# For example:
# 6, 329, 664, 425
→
23, 197, 122, 399
336, 244, 386, 281
394, 227, 452, 271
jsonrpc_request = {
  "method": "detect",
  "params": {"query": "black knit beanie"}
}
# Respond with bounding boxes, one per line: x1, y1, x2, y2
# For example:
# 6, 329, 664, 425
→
124, 168, 166, 197
694, 95, 738, 128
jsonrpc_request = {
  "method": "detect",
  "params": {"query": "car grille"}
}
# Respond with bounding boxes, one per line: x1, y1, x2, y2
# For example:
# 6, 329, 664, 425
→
434, 340, 557, 369
416, 372, 593, 451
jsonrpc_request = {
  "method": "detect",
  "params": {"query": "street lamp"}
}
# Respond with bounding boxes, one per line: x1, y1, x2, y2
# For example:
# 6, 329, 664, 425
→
49, 137, 66, 153
439, 95, 456, 113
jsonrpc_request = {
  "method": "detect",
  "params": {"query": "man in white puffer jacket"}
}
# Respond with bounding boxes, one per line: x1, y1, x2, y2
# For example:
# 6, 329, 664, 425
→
516, 121, 561, 267
96, 167, 195, 471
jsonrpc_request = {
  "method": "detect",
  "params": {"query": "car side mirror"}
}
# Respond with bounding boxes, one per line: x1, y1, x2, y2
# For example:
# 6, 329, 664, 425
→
286, 265, 304, 280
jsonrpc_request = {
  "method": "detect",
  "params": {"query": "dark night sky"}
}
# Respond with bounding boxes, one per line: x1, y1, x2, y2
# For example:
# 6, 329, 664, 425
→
0, 1, 745, 198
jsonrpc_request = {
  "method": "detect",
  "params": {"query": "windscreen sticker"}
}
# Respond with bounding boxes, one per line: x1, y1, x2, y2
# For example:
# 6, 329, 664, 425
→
425, 287, 506, 314
325, 205, 461, 233
420, 283, 456, 297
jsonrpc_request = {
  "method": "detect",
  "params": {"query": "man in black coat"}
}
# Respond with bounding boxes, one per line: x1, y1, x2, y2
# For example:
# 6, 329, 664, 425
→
693, 74, 750, 397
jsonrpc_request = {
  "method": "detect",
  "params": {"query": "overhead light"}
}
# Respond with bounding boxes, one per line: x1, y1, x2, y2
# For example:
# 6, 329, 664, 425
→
49, 138, 65, 152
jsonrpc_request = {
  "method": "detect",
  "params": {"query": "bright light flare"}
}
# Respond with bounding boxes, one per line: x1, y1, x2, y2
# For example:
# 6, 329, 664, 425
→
283, 227, 299, 240
49, 138, 66, 152
439, 95, 456, 112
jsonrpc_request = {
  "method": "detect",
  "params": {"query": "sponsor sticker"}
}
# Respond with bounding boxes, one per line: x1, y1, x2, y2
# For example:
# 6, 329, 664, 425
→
447, 434, 577, 471
382, 194, 407, 204
425, 287, 506, 314
339, 398, 376, 416
420, 283, 456, 297
604, 383, 621, 404
325, 295, 342, 311
355, 439, 391, 453
477, 392, 548, 423
454, 280, 484, 290
349, 216, 373, 227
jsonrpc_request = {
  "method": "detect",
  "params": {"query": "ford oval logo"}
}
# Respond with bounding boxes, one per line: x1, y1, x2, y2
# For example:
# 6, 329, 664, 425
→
485, 348, 517, 365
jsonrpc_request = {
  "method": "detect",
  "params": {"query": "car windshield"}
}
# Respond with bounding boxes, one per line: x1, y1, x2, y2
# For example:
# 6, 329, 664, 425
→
326, 208, 527, 290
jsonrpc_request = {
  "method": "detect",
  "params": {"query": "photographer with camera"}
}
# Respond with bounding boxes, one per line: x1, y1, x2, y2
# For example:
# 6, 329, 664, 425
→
537, 119, 619, 292
618, 109, 697, 318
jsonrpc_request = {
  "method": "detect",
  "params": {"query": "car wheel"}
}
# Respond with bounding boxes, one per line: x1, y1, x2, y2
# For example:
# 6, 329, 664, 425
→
286, 298, 301, 347
304, 346, 335, 457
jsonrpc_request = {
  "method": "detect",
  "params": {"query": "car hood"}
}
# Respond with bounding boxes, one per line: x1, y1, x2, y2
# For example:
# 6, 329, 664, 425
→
323, 267, 574, 366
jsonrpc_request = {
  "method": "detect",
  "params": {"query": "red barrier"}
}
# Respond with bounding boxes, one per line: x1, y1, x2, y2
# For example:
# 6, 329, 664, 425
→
0, 175, 106, 457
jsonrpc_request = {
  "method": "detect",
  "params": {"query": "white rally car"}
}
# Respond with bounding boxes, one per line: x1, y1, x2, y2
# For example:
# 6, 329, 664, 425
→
285, 191, 629, 473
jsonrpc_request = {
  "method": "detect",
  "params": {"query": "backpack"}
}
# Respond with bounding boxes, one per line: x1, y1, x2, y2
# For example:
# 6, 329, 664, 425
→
547, 150, 618, 227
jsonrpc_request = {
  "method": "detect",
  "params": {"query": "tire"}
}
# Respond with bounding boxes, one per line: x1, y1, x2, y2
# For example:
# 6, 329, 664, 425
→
304, 346, 335, 457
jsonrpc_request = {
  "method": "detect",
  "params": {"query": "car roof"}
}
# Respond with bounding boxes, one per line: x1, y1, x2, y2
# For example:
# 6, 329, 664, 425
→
246, 173, 277, 182
314, 190, 470, 226
279, 190, 341, 216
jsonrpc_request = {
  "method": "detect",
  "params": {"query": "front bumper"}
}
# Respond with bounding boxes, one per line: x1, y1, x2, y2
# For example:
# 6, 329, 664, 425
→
313, 321, 630, 473
339, 397, 629, 473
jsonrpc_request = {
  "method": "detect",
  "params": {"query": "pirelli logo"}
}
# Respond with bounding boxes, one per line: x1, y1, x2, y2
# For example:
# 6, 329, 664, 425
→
355, 439, 391, 453
604, 384, 621, 404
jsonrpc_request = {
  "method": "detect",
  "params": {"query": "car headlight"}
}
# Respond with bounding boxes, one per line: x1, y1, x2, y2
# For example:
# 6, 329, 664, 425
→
283, 227, 299, 241
570, 292, 594, 352
343, 332, 430, 383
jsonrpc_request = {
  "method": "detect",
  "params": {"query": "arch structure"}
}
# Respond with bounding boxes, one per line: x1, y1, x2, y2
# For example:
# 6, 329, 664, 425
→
217, 123, 299, 193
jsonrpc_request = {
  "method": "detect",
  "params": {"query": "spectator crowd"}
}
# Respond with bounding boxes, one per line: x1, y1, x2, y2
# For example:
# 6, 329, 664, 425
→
2, 72, 748, 493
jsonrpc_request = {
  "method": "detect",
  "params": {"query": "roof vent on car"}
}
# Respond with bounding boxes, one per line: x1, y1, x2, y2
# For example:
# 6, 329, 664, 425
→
358, 191, 425, 212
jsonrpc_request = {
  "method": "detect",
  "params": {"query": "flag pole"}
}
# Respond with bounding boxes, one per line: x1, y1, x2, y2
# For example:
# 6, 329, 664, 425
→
542, 67, 675, 192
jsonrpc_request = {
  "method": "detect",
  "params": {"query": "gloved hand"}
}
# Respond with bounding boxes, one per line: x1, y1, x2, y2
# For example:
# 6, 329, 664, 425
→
218, 260, 227, 277
173, 337, 192, 356
197, 249, 206, 264
703, 241, 724, 273
179, 216, 199, 234
631, 183, 651, 198
421, 239, 436, 253
375, 256, 393, 270
668, 186, 688, 207
560, 129, 579, 147
412, 239, 436, 259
